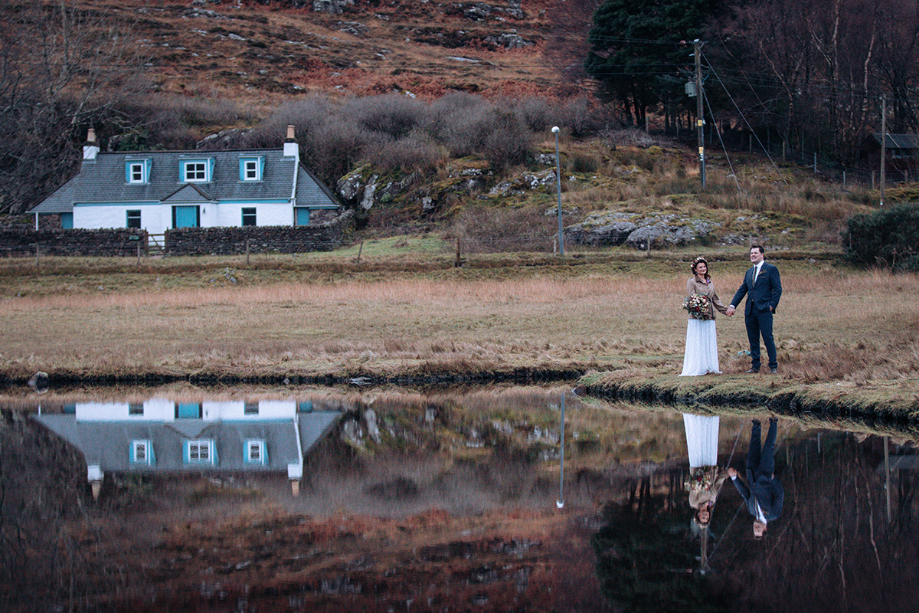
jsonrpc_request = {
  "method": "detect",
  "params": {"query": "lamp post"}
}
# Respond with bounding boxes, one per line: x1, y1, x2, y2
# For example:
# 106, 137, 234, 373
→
557, 391, 566, 508
552, 126, 564, 255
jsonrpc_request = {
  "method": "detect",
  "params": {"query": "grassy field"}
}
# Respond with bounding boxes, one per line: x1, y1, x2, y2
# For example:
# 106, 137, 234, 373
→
2, 248, 917, 405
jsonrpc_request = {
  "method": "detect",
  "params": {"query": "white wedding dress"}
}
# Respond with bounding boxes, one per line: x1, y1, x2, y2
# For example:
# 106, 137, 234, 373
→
679, 319, 721, 376
683, 413, 719, 468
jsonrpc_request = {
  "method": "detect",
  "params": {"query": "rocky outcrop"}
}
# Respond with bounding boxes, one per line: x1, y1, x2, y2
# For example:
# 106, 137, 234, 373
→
565, 211, 722, 249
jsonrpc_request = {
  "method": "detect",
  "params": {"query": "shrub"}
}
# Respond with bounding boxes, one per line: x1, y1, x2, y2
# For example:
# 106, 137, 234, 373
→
480, 110, 533, 170
367, 136, 445, 173
842, 203, 919, 271
343, 93, 426, 140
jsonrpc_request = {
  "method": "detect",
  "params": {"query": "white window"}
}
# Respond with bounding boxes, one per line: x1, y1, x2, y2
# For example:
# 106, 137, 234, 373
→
184, 161, 208, 182
131, 440, 153, 465
188, 440, 212, 462
246, 440, 265, 463
129, 162, 146, 183
243, 159, 260, 181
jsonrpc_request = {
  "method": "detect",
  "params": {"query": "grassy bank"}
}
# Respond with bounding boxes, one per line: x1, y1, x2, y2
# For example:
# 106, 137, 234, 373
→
1, 248, 918, 416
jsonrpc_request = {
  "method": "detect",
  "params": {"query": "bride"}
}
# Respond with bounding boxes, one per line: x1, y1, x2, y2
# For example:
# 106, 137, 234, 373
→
680, 257, 730, 376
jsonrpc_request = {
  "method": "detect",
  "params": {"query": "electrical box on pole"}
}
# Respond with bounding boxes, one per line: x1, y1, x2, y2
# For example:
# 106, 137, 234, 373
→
694, 39, 705, 188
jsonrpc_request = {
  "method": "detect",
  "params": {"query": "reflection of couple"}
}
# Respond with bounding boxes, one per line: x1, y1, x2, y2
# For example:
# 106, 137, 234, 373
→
680, 246, 783, 377
730, 418, 784, 538
684, 414, 784, 539
683, 414, 727, 528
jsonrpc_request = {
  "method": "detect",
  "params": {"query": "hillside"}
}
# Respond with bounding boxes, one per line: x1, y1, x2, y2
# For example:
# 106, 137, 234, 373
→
108, 0, 579, 106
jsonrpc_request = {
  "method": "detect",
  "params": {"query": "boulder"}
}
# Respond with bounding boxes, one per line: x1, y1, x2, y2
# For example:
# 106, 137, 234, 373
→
565, 221, 637, 246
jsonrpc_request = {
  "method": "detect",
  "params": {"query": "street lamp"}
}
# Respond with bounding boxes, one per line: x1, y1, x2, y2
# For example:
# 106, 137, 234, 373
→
552, 126, 564, 255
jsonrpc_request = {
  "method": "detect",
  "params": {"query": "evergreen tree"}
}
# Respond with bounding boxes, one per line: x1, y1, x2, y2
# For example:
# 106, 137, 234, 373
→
585, 0, 723, 126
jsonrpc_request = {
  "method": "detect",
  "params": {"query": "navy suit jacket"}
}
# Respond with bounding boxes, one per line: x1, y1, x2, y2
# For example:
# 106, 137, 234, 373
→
732, 472, 784, 521
730, 261, 782, 316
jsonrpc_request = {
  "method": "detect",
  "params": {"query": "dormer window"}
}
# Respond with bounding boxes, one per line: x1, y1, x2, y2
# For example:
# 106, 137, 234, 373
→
130, 440, 154, 465
239, 156, 263, 181
181, 159, 211, 183
245, 439, 266, 464
126, 160, 150, 184
184, 439, 215, 464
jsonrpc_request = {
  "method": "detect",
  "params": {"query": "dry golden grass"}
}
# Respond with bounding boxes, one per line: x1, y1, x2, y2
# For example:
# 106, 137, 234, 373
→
2, 262, 918, 386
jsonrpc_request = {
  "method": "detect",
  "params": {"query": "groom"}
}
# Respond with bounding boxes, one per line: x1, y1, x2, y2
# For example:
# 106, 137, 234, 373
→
728, 418, 784, 539
726, 245, 782, 374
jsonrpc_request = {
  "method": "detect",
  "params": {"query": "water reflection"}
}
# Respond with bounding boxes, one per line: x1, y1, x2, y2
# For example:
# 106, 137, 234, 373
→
33, 398, 341, 497
1, 387, 917, 612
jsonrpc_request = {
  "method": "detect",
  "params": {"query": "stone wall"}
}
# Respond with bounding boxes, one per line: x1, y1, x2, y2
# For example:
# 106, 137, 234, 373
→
0, 228, 147, 257
0, 211, 354, 257
164, 211, 355, 256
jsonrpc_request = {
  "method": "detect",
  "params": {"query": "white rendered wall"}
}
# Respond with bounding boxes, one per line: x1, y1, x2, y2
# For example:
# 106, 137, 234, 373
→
74, 202, 293, 231
74, 204, 171, 234
75, 399, 297, 421
213, 201, 292, 227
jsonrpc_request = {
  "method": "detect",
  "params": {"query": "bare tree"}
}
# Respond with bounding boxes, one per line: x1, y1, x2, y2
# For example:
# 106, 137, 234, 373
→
0, 0, 149, 215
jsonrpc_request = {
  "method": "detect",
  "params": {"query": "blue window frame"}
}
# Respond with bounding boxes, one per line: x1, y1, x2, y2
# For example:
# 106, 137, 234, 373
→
239, 157, 263, 181
126, 210, 141, 229
241, 207, 256, 226
130, 440, 155, 465
126, 160, 150, 184
183, 439, 216, 465
182, 159, 210, 183
245, 439, 267, 464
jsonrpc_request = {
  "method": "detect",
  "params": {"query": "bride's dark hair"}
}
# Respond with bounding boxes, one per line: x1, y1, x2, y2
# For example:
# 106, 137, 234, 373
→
692, 256, 711, 280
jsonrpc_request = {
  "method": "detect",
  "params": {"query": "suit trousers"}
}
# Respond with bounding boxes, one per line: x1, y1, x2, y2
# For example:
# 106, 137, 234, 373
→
745, 309, 777, 370
747, 419, 777, 478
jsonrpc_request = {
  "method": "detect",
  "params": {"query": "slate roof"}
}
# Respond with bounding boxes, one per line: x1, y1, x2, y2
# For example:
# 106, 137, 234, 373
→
30, 148, 339, 214
871, 133, 919, 150
33, 411, 342, 474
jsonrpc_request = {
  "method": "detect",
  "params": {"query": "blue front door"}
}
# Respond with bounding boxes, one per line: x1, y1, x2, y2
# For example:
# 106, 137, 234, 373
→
60, 213, 73, 229
173, 206, 199, 228
295, 207, 311, 226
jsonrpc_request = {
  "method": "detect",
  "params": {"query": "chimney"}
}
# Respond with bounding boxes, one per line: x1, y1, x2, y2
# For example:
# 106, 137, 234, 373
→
283, 124, 299, 161
83, 128, 99, 162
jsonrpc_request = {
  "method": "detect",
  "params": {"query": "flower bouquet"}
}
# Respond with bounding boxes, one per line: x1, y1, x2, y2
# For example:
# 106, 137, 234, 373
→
682, 293, 713, 320
684, 467, 716, 492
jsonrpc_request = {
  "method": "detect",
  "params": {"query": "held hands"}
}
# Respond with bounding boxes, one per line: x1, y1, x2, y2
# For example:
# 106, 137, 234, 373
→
728, 467, 738, 478
726, 306, 736, 317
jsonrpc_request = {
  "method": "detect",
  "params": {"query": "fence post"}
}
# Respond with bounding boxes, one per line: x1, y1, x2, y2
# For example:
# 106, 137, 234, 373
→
246, 238, 250, 265
355, 240, 363, 264
455, 237, 461, 267
33, 243, 39, 266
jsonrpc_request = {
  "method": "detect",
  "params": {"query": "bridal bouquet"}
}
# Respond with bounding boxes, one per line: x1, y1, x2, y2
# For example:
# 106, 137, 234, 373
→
682, 293, 713, 320
684, 467, 716, 492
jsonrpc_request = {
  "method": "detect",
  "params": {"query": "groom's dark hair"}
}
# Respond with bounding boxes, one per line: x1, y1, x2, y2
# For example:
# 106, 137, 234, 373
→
751, 244, 765, 254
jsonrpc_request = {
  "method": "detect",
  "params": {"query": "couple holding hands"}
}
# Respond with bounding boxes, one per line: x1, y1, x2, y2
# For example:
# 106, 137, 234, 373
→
680, 245, 782, 377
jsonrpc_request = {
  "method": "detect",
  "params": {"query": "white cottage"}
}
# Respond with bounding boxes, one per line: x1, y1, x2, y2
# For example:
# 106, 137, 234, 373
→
29, 126, 340, 232
32, 399, 342, 497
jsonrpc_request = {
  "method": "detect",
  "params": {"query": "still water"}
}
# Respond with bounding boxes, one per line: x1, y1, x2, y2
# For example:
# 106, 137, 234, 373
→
2, 385, 917, 612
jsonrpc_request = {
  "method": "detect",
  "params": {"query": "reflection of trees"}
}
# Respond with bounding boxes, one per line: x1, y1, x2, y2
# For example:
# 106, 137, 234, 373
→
592, 471, 734, 612
0, 416, 106, 611
717, 432, 919, 612
593, 432, 919, 612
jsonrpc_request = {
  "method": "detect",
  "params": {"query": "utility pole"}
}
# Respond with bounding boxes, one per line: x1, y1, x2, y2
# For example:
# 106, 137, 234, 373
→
552, 126, 564, 255
694, 39, 705, 188
880, 95, 886, 206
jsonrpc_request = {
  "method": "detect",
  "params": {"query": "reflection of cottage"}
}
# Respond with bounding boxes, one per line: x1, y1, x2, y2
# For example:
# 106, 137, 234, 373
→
29, 126, 339, 231
32, 399, 340, 497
